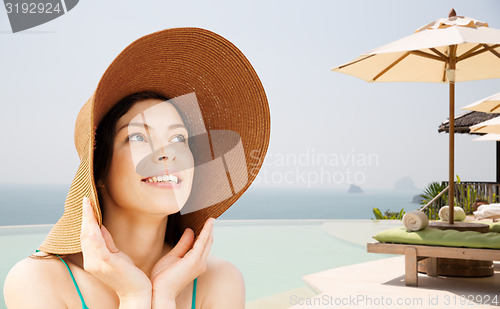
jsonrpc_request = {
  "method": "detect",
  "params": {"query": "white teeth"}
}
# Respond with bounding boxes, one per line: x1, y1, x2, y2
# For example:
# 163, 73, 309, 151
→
144, 174, 179, 184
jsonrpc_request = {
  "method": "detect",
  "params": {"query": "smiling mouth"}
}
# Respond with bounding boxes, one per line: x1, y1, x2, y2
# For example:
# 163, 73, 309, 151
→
141, 174, 181, 184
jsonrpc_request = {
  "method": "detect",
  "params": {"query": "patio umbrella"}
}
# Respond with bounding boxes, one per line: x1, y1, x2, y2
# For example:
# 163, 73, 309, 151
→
473, 133, 500, 141
460, 94, 500, 181
470, 116, 500, 134
438, 110, 500, 134
438, 110, 500, 182
462, 92, 500, 113
332, 9, 500, 225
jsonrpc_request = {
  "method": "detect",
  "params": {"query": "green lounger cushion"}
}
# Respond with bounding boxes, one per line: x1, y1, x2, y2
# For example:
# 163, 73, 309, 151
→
373, 227, 500, 249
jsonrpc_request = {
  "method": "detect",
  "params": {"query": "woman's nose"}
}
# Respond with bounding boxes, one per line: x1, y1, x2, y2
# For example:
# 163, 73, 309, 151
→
156, 147, 176, 162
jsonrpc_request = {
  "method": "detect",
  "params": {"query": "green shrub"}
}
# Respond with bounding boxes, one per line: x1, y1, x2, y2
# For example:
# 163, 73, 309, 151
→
372, 207, 405, 220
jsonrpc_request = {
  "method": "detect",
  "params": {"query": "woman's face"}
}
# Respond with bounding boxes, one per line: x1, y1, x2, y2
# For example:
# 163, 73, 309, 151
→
103, 98, 195, 215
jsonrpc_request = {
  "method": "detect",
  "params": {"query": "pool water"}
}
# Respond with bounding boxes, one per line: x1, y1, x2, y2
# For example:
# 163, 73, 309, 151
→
0, 220, 398, 307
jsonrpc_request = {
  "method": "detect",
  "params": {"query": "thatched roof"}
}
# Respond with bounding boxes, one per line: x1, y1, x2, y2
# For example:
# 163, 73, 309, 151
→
438, 111, 500, 135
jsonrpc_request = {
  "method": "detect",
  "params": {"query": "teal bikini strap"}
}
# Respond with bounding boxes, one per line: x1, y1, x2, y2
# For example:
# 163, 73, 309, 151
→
192, 277, 197, 309
55, 254, 90, 309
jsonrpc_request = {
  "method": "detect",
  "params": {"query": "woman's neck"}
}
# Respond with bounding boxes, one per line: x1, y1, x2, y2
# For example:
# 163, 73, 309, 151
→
102, 202, 171, 277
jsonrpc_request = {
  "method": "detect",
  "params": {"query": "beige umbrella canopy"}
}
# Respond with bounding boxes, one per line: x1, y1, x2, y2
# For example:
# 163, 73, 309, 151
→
473, 133, 500, 141
471, 116, 500, 134
463, 93, 500, 180
332, 9, 500, 224
462, 92, 500, 113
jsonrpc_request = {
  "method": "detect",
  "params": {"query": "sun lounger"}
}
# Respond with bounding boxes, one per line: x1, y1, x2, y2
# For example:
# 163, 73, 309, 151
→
367, 242, 500, 286
367, 224, 500, 286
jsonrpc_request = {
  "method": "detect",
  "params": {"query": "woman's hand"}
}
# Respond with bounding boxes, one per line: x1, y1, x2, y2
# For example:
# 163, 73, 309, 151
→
80, 196, 152, 308
151, 217, 215, 307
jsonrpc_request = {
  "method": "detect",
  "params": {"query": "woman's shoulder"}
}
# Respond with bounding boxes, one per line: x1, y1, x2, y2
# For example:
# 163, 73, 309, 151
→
197, 255, 245, 308
4, 253, 69, 308
204, 254, 244, 279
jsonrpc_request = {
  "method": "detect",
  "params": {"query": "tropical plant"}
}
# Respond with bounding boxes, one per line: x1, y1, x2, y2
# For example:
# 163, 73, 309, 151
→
455, 175, 474, 214
420, 176, 499, 219
419, 181, 448, 220
372, 208, 405, 220
420, 181, 447, 206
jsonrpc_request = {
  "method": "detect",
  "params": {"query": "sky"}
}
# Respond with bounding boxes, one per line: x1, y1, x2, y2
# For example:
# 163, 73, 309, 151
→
1, 0, 500, 191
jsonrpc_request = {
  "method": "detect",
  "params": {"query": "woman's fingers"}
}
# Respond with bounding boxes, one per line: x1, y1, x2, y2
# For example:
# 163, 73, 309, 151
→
152, 218, 215, 296
80, 196, 110, 260
81, 197, 104, 239
81, 197, 96, 234
182, 218, 214, 276
81, 197, 98, 251
168, 228, 194, 258
200, 219, 214, 261
152, 229, 195, 278
101, 225, 120, 254
188, 218, 214, 259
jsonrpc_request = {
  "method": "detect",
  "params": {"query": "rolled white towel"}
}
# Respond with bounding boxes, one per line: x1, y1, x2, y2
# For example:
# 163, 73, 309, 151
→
438, 206, 466, 221
477, 203, 500, 212
402, 211, 429, 232
474, 204, 500, 219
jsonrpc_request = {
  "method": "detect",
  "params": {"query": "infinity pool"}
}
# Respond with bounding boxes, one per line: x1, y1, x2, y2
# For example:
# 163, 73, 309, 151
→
0, 220, 399, 308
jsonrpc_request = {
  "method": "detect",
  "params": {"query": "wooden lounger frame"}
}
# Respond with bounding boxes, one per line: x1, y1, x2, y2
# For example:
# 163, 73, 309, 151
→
367, 242, 500, 286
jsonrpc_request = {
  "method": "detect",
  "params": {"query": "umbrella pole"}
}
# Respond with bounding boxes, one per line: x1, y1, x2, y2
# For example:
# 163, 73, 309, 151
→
497, 141, 500, 183
448, 46, 457, 225
449, 79, 455, 224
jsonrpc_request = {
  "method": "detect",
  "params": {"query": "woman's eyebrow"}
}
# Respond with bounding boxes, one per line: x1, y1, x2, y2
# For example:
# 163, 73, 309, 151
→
117, 122, 186, 133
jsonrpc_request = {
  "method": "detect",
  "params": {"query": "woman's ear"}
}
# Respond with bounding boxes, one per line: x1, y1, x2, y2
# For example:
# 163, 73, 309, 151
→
96, 181, 106, 190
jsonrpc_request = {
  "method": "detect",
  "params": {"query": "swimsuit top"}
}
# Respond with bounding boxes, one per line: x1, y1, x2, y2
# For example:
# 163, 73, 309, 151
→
56, 254, 197, 309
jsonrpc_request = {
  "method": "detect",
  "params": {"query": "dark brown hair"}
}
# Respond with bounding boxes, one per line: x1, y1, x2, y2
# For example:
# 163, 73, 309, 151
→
94, 91, 185, 247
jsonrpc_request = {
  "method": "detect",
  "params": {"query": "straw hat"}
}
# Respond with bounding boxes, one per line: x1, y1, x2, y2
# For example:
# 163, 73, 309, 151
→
38, 27, 270, 254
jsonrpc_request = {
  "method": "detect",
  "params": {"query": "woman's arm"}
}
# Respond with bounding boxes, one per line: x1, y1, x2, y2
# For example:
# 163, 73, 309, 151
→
118, 295, 153, 309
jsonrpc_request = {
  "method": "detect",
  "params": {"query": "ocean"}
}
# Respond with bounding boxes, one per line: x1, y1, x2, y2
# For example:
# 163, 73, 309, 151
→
0, 184, 422, 226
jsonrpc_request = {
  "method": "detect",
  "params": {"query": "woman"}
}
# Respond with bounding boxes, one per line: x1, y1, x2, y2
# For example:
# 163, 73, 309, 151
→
4, 27, 271, 309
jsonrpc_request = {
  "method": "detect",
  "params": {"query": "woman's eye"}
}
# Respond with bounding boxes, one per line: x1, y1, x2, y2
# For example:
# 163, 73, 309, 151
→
171, 134, 186, 143
127, 133, 147, 142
